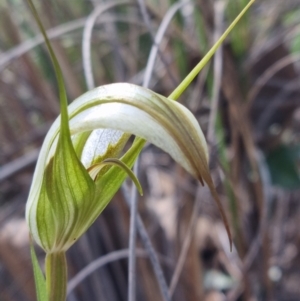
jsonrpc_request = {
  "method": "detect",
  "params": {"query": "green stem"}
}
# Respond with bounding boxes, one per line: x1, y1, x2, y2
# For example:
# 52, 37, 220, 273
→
45, 252, 67, 301
169, 0, 255, 101
132, 0, 254, 155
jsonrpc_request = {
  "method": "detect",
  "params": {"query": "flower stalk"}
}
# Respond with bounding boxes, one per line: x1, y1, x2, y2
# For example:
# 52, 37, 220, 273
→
45, 252, 67, 301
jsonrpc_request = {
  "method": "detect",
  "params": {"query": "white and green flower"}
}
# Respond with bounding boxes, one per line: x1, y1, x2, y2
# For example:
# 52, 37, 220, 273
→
24, 0, 257, 299
26, 83, 228, 253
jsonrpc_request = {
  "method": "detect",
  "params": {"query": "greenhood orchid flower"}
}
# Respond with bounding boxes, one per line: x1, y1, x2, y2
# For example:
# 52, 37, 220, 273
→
24, 0, 256, 299
26, 83, 224, 253
24, 0, 257, 259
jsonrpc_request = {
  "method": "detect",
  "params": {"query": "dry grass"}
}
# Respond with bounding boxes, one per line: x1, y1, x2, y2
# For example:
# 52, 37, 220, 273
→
0, 0, 300, 300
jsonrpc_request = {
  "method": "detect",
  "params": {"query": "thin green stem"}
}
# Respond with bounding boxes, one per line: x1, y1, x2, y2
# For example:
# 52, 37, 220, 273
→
168, 0, 255, 101
45, 252, 68, 301
132, 1, 256, 168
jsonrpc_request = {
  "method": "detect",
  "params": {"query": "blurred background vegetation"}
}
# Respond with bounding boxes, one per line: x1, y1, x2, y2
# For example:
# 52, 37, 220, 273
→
0, 0, 300, 300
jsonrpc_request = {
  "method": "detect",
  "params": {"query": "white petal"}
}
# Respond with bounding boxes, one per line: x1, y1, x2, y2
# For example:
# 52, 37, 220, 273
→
81, 129, 125, 168
70, 102, 196, 176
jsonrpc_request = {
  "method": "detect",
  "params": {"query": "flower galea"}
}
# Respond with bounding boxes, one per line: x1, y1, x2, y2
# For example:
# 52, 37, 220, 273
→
26, 83, 231, 254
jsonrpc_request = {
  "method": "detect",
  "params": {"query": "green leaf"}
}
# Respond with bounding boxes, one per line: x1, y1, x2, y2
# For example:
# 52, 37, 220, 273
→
266, 144, 300, 190
30, 242, 48, 301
